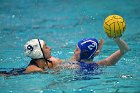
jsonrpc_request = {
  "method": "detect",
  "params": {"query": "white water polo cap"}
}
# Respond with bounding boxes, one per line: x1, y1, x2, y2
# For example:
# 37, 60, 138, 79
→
24, 39, 44, 59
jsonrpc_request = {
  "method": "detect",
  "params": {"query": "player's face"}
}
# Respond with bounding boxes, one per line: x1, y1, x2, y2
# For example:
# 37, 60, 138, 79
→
74, 45, 81, 61
42, 42, 51, 59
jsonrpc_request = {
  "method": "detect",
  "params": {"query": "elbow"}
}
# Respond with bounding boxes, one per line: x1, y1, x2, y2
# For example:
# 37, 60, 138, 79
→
120, 48, 130, 55
105, 59, 117, 66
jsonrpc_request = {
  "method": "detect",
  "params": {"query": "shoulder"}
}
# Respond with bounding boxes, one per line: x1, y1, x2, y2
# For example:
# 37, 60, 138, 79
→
49, 56, 63, 64
25, 65, 43, 73
96, 59, 109, 66
49, 56, 59, 61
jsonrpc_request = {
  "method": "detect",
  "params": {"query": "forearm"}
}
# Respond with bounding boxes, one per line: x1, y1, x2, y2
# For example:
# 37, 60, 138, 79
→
98, 38, 129, 66
106, 50, 123, 65
106, 38, 129, 65
114, 37, 129, 54
97, 50, 123, 66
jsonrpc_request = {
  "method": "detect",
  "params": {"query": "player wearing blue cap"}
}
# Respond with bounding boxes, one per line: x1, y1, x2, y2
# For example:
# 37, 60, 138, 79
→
72, 37, 129, 71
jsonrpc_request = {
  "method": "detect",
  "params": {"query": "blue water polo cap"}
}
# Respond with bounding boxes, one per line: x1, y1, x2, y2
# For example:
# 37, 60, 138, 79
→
77, 38, 99, 60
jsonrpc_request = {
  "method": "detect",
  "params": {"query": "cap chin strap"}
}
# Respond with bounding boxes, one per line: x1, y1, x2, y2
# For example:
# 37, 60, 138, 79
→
37, 39, 53, 68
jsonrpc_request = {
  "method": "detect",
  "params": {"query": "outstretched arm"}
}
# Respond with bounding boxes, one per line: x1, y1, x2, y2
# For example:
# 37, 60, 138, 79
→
97, 37, 129, 66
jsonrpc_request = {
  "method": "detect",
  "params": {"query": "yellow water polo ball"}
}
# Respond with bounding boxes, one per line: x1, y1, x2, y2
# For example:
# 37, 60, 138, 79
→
103, 15, 126, 38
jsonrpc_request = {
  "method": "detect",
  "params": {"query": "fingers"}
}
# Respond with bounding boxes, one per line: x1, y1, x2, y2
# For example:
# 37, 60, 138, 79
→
98, 38, 104, 51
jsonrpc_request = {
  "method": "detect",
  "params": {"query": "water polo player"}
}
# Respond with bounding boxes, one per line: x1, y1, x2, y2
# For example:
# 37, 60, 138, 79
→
73, 37, 129, 71
0, 39, 62, 76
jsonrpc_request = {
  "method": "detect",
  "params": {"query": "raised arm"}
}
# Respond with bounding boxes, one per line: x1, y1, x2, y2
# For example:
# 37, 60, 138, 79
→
97, 37, 129, 66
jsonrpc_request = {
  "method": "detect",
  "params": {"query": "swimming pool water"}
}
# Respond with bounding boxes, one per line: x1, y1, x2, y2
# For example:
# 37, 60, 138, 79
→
0, 0, 140, 93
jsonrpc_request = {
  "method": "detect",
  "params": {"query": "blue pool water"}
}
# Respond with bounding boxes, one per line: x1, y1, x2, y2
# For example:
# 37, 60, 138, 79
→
0, 0, 140, 93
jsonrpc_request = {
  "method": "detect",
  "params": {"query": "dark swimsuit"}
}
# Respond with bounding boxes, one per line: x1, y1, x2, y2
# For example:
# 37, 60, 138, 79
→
0, 59, 40, 76
73, 61, 101, 80
0, 68, 26, 75
79, 62, 99, 71
76, 61, 99, 75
